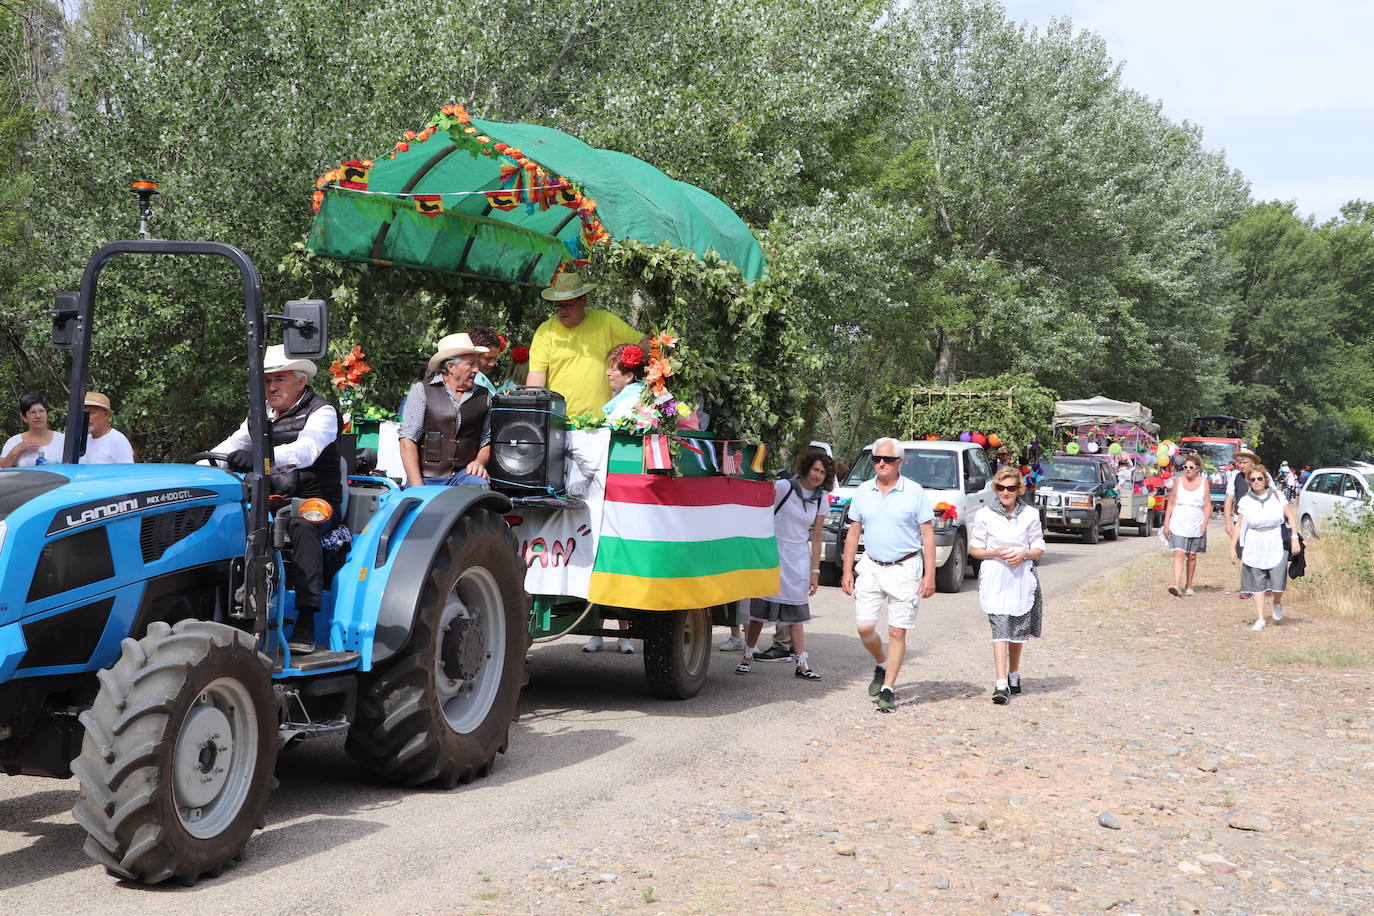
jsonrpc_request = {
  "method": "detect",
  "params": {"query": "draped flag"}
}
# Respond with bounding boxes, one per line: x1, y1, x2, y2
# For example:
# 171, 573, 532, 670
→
588, 474, 779, 610
643, 434, 672, 472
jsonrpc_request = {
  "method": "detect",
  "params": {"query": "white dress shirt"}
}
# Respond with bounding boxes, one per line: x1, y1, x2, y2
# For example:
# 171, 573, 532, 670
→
212, 395, 338, 471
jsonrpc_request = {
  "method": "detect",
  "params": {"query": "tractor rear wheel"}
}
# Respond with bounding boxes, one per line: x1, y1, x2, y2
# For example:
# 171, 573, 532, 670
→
71, 620, 277, 885
642, 608, 711, 700
346, 508, 526, 787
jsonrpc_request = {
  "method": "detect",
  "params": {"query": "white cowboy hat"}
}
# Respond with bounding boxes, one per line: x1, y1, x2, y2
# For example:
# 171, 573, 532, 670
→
263, 344, 318, 379
426, 332, 489, 375
540, 271, 593, 302
83, 392, 113, 411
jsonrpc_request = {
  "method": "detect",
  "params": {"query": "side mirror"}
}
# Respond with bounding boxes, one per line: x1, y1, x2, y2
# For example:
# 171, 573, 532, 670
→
967, 476, 986, 492
282, 299, 329, 360
52, 292, 79, 349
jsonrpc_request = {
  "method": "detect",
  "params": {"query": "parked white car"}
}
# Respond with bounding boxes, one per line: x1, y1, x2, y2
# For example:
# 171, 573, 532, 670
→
1297, 465, 1374, 536
818, 440, 994, 593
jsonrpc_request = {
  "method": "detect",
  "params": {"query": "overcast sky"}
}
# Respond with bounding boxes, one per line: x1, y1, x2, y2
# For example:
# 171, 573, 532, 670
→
1000, 0, 1372, 222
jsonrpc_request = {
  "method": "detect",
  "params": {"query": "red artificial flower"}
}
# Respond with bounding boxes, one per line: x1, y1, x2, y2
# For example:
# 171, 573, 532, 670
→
510, 346, 530, 364
620, 345, 644, 368
495, 333, 508, 352
396, 141, 410, 152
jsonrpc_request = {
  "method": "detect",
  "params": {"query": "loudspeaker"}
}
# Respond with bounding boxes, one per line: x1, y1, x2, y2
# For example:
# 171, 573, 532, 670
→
490, 388, 567, 493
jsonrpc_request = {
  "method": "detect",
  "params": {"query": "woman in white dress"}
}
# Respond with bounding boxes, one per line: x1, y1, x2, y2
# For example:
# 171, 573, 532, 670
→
969, 467, 1046, 704
1162, 456, 1209, 596
0, 393, 65, 468
1229, 463, 1301, 631
736, 451, 833, 679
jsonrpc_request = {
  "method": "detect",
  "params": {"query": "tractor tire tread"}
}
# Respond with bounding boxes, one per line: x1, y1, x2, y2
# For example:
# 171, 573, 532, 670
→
345, 509, 524, 787
70, 619, 276, 885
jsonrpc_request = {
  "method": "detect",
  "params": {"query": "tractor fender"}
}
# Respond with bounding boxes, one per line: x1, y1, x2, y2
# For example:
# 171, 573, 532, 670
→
370, 486, 512, 666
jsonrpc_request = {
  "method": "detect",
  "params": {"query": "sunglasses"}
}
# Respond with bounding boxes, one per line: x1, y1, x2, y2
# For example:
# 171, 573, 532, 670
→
994, 483, 1019, 492
1248, 476, 1266, 483
1184, 465, 1199, 470
872, 455, 901, 464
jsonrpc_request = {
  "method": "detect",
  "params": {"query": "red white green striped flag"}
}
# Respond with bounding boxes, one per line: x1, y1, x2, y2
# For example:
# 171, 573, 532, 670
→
588, 473, 780, 610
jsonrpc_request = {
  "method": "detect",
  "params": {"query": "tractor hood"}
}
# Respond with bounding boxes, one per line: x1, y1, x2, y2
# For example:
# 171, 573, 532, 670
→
0, 469, 69, 523
0, 463, 245, 538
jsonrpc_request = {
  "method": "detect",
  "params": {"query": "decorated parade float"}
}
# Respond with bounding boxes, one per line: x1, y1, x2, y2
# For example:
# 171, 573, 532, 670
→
307, 103, 784, 698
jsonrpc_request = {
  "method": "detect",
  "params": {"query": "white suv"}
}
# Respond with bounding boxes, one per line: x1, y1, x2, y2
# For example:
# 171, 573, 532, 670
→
823, 440, 994, 593
1297, 464, 1374, 536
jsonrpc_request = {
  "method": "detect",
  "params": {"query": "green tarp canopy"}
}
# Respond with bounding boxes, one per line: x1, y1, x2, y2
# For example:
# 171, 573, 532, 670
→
307, 111, 766, 286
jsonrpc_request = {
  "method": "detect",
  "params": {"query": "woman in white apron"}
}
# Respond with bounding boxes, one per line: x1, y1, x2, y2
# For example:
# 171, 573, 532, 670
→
969, 466, 1047, 704
1162, 456, 1208, 596
736, 452, 833, 679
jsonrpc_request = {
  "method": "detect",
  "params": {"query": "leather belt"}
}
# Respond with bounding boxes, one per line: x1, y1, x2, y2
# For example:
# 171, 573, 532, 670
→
867, 550, 920, 567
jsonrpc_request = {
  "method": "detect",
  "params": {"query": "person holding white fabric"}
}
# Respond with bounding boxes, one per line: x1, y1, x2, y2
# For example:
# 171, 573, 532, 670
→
1229, 463, 1301, 631
736, 451, 832, 679
969, 466, 1046, 705
1162, 456, 1208, 596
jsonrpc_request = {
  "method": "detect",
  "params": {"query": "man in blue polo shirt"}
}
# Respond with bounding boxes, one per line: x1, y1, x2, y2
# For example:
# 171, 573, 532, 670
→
842, 437, 936, 712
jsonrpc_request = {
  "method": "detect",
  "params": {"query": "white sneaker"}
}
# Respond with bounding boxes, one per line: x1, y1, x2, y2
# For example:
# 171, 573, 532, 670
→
582, 636, 605, 652
1272, 605, 1284, 622
1184, 588, 1195, 596
617, 637, 635, 654
1250, 619, 1266, 631
719, 635, 745, 651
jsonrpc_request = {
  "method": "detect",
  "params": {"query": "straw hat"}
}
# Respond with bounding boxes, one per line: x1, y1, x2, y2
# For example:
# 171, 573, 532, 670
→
540, 271, 593, 302
1233, 449, 1260, 463
263, 344, 318, 379
83, 392, 112, 411
426, 332, 489, 375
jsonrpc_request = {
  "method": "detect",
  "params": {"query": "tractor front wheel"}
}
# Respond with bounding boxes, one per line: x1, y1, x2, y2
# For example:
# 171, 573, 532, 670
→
346, 508, 526, 787
641, 608, 712, 700
71, 620, 277, 885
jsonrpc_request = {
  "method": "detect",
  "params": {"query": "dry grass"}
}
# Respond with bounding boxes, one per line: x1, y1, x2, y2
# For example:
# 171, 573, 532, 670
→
1287, 530, 1374, 622
1266, 641, 1374, 668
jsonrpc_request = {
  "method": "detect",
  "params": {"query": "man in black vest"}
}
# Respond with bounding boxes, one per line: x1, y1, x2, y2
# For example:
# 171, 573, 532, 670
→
398, 332, 492, 488
209, 345, 350, 648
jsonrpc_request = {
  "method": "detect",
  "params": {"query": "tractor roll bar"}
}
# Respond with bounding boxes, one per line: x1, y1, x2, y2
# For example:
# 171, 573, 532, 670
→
62, 239, 273, 537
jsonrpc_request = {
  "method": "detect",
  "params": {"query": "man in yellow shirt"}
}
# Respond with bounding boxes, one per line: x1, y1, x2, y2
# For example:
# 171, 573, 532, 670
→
526, 272, 642, 417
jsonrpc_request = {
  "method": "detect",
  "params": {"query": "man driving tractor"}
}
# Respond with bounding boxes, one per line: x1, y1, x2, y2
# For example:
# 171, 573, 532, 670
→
205, 344, 352, 650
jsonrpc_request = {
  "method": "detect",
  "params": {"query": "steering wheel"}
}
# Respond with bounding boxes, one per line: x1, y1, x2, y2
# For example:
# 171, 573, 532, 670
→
190, 451, 237, 469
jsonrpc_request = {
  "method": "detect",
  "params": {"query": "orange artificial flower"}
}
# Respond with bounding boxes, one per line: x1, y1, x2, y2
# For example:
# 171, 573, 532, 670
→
403, 130, 417, 140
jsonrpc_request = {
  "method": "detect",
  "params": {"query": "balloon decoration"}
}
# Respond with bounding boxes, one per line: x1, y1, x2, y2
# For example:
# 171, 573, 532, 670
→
1085, 441, 1100, 453
1066, 442, 1081, 454
1108, 442, 1122, 455
987, 433, 1002, 448
1147, 495, 1157, 509
958, 431, 973, 442
971, 432, 987, 447
924, 434, 939, 441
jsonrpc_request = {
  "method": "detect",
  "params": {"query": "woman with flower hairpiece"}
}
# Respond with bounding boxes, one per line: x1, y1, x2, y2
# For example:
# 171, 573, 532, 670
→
467, 327, 508, 396
601, 343, 648, 424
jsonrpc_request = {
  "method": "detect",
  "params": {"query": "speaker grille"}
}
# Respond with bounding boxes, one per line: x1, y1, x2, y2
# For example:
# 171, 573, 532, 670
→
140, 506, 214, 564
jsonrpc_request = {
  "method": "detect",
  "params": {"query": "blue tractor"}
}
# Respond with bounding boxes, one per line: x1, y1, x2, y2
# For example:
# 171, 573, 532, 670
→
0, 232, 527, 884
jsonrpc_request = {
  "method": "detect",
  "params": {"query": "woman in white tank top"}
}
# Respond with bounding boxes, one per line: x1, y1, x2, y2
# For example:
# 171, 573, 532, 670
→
1163, 457, 1209, 596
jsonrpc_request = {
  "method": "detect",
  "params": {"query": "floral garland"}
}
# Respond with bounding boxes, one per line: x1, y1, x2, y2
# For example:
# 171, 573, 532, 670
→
311, 103, 612, 264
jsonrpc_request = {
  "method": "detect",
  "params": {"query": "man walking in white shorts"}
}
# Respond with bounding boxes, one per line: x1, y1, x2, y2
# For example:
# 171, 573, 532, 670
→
841, 437, 936, 712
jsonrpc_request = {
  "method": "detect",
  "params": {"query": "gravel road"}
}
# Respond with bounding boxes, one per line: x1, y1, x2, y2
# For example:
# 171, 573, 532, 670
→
3, 524, 1368, 915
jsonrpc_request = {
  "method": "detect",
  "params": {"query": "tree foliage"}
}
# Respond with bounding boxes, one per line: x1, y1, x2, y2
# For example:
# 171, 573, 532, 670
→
0, 0, 1364, 469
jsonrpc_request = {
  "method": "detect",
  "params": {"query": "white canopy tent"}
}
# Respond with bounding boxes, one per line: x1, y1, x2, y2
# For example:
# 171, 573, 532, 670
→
1052, 396, 1159, 434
